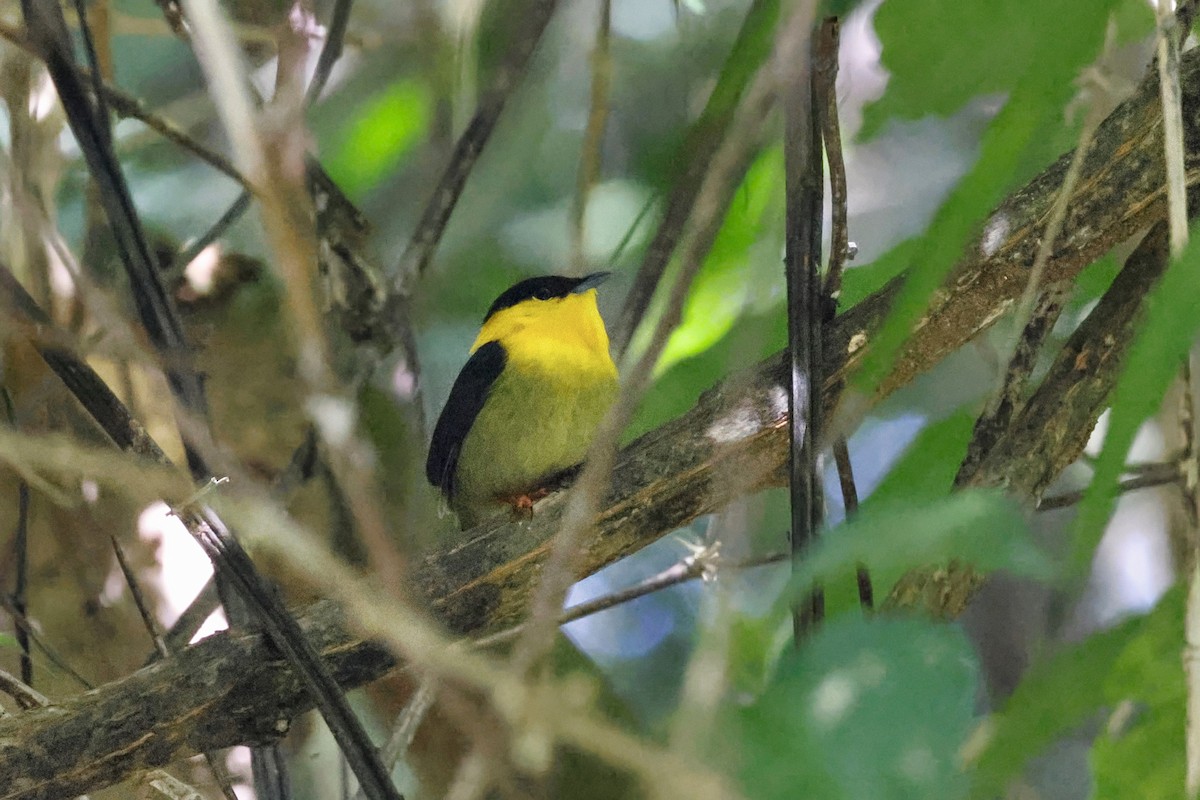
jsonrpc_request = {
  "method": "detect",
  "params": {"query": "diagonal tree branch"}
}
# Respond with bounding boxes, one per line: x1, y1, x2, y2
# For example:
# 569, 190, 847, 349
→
420, 44, 1200, 633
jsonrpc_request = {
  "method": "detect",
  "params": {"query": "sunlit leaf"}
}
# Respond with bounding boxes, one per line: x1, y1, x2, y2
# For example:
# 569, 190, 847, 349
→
1091, 584, 1186, 797
655, 147, 784, 374
326, 79, 431, 195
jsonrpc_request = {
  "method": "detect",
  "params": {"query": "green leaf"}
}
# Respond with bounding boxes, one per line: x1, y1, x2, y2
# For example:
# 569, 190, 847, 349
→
1073, 222, 1200, 571
0, 632, 16, 649
966, 586, 1183, 798
1091, 700, 1184, 799
862, 0, 1124, 139
787, 490, 1050, 605
326, 79, 431, 195
1092, 585, 1186, 798
860, 409, 976, 514
837, 238, 918, 310
854, 0, 1119, 392
737, 615, 979, 800
966, 612, 1146, 796
654, 147, 784, 375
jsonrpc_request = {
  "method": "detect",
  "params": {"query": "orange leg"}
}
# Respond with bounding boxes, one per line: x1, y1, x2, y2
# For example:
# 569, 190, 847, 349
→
498, 487, 552, 520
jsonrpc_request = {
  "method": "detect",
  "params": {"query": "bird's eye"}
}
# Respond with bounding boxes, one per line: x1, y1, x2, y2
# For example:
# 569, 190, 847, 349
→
533, 288, 552, 301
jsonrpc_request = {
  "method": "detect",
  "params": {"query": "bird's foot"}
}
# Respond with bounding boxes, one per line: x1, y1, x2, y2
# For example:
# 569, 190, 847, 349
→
501, 487, 552, 520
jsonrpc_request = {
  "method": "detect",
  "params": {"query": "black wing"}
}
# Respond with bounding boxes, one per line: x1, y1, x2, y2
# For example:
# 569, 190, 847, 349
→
426, 340, 507, 496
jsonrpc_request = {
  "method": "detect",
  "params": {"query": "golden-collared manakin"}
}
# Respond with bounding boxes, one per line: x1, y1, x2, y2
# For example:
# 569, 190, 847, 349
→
426, 272, 618, 529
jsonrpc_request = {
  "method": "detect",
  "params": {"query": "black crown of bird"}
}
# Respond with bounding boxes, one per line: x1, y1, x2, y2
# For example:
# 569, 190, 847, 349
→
426, 272, 618, 529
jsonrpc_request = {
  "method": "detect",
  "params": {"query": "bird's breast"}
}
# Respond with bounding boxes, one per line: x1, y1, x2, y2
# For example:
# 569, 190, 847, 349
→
452, 335, 617, 516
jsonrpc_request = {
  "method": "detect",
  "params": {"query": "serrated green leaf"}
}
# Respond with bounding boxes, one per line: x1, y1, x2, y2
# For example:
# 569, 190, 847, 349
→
1073, 222, 1200, 571
737, 615, 979, 800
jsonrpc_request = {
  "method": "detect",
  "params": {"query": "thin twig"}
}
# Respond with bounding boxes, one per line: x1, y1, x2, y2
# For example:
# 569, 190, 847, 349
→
0, 19, 246, 187
372, 678, 438, 795
1159, 3, 1189, 258
71, 0, 113, 141
154, 579, 223, 659
812, 18, 867, 612
957, 59, 1109, 485
1183, 355, 1200, 800
4, 245, 400, 800
1155, 0, 1200, 793
11, 476, 30, 685
475, 549, 786, 651
832, 439, 871, 608
3, 387, 33, 686
0, 595, 93, 689
569, 0, 612, 275
1035, 463, 1182, 510
107, 528, 238, 800
306, 0, 355, 104
109, 533, 170, 657
165, 190, 253, 279
815, 18, 851, 302
184, 0, 406, 598
0, 664, 48, 710
393, 0, 562, 288
24, 0, 209, 422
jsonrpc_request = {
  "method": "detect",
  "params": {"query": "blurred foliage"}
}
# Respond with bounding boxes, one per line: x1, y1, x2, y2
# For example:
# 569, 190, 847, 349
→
0, 0, 1192, 797
736, 615, 979, 800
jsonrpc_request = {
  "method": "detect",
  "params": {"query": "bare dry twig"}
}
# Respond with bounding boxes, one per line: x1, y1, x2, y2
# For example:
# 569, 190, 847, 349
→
569, 0, 612, 275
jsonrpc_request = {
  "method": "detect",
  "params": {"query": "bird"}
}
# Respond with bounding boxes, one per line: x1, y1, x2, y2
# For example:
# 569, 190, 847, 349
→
426, 272, 619, 529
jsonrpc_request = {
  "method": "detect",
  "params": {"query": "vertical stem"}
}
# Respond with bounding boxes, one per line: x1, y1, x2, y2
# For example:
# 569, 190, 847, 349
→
779, 7, 824, 641
1183, 356, 1200, 798
1156, 0, 1198, 793
570, 0, 612, 275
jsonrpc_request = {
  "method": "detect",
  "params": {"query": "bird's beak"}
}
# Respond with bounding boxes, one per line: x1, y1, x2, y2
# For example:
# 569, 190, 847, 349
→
572, 271, 612, 293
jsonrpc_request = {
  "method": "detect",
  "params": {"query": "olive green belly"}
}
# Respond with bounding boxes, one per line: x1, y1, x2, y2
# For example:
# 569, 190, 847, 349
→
452, 354, 617, 525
